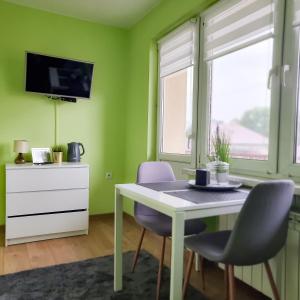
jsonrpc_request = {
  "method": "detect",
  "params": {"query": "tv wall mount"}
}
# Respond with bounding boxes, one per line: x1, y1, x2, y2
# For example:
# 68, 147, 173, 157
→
47, 96, 77, 103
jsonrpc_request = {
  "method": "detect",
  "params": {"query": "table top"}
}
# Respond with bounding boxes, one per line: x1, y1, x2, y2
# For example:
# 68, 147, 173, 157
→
115, 181, 249, 213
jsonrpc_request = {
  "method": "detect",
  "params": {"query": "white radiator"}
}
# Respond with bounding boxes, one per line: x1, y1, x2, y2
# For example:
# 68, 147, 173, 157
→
219, 211, 300, 300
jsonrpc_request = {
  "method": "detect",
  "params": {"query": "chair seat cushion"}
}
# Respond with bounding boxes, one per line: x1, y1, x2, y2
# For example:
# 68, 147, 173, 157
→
185, 230, 232, 263
135, 213, 206, 237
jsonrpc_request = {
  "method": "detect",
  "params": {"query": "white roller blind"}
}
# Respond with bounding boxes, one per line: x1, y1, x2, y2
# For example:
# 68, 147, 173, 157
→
293, 0, 300, 27
159, 21, 197, 78
203, 0, 275, 61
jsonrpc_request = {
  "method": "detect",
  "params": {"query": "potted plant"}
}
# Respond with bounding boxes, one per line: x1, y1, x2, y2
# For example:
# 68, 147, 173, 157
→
207, 125, 230, 184
52, 145, 64, 164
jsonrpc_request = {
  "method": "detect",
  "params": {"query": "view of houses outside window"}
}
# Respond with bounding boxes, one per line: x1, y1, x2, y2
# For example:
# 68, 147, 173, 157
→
209, 39, 273, 160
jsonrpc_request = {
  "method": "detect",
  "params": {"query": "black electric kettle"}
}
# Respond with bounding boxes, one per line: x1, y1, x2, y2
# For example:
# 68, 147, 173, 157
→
67, 142, 85, 162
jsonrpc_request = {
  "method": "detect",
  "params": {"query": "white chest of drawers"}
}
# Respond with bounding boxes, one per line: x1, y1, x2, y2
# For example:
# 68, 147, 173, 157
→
5, 163, 89, 246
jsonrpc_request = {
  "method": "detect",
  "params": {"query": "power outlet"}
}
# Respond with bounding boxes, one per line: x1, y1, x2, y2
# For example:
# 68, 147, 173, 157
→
105, 172, 113, 180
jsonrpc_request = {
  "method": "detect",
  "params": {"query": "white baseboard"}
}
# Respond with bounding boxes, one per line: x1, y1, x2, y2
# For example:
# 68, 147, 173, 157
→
5, 229, 88, 246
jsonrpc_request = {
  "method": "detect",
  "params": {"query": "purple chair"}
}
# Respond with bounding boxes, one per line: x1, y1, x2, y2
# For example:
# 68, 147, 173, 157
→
131, 161, 207, 300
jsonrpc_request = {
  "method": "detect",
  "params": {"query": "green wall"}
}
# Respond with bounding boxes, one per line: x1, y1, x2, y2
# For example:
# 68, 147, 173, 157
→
0, 0, 217, 226
0, 1, 129, 224
123, 0, 216, 214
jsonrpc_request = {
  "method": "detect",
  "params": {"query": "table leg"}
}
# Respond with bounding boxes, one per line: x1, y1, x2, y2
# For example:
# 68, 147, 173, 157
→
114, 188, 123, 291
195, 253, 200, 271
170, 212, 185, 300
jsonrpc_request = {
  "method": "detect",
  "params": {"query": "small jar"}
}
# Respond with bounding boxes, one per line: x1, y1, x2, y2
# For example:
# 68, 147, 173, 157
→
206, 160, 229, 185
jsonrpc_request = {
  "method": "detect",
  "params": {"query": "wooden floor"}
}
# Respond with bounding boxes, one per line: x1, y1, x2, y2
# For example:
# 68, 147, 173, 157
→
0, 214, 269, 300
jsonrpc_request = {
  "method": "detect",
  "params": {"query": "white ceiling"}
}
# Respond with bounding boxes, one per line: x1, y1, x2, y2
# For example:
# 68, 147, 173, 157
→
5, 0, 161, 28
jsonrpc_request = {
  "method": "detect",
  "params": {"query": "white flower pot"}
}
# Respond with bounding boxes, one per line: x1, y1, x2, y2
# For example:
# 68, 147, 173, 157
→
216, 171, 229, 184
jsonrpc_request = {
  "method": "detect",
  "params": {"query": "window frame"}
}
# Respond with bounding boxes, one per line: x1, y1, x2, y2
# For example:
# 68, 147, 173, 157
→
279, 0, 300, 179
197, 0, 285, 177
157, 19, 200, 167
156, 0, 300, 182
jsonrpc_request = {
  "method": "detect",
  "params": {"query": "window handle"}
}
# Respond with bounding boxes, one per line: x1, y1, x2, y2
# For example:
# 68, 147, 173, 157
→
267, 66, 279, 89
282, 64, 291, 87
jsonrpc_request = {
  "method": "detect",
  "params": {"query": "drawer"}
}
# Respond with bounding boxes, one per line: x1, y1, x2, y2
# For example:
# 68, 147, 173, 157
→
6, 189, 88, 216
6, 211, 88, 239
6, 167, 89, 192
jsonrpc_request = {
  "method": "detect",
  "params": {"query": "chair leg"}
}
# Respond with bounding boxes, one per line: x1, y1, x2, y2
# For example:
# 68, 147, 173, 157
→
131, 227, 146, 273
182, 251, 194, 299
228, 264, 235, 300
224, 265, 229, 300
200, 256, 206, 290
264, 261, 280, 300
156, 236, 166, 300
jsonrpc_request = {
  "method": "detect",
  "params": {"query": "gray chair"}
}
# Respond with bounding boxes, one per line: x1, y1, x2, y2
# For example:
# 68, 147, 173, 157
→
183, 180, 294, 300
132, 161, 207, 300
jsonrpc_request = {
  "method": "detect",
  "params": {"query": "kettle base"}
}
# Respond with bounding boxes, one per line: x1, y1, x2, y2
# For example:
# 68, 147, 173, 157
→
67, 158, 81, 163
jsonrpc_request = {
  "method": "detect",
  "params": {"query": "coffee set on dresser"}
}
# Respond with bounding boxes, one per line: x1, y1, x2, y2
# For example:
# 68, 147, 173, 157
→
5, 140, 89, 246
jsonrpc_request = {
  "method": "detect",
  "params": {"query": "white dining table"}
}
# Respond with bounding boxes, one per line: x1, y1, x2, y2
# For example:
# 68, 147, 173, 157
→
114, 182, 249, 300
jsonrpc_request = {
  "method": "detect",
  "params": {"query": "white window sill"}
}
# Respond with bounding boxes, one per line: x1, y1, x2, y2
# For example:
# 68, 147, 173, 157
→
182, 168, 300, 196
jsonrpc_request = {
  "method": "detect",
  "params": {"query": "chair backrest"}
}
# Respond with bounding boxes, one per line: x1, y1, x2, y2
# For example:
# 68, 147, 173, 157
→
223, 180, 294, 266
134, 161, 176, 217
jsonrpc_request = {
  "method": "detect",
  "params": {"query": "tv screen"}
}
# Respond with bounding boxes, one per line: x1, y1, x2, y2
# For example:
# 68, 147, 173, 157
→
25, 52, 94, 99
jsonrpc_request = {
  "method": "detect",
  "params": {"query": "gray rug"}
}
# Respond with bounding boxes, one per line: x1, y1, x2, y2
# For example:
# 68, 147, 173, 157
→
0, 250, 205, 300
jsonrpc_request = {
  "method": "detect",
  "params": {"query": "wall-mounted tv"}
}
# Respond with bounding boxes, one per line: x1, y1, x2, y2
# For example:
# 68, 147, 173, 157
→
25, 52, 94, 100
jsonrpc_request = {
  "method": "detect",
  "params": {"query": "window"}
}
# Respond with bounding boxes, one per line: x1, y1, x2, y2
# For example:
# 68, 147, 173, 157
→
199, 0, 283, 175
296, 70, 300, 163
209, 39, 273, 160
157, 0, 300, 180
161, 67, 193, 155
293, 0, 300, 164
279, 0, 300, 177
158, 21, 198, 163
294, 79, 300, 164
